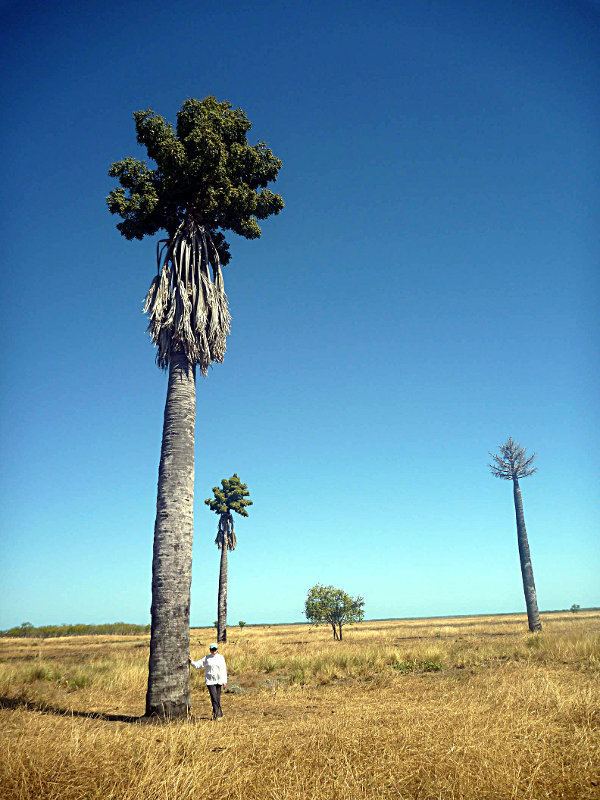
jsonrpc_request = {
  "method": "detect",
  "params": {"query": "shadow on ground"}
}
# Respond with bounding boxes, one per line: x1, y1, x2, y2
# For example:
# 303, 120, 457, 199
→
0, 695, 160, 724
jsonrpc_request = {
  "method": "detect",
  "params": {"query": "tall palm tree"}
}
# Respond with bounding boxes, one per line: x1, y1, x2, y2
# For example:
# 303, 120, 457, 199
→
107, 98, 283, 718
489, 437, 542, 632
205, 475, 252, 643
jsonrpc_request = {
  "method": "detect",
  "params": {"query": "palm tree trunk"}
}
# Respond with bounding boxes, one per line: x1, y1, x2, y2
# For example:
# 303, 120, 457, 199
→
512, 477, 542, 633
217, 528, 228, 643
145, 351, 196, 718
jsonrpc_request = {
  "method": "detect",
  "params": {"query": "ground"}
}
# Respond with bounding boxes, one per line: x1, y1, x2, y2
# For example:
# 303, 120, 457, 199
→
1, 612, 598, 799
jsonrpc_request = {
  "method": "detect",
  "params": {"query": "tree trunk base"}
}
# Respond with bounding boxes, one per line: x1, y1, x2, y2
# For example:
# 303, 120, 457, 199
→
144, 700, 190, 720
146, 352, 195, 725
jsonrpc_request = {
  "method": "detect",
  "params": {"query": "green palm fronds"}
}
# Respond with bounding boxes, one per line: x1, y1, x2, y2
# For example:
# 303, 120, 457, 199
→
206, 474, 252, 550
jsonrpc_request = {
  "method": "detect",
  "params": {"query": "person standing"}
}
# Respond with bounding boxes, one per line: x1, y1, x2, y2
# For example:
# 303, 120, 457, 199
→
189, 644, 228, 720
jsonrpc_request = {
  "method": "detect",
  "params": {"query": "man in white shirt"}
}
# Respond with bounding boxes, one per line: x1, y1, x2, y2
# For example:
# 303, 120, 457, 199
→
189, 644, 228, 720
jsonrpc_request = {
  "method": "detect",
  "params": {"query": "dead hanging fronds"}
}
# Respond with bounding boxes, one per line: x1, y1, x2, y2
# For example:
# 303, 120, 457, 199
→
215, 512, 237, 551
143, 218, 231, 374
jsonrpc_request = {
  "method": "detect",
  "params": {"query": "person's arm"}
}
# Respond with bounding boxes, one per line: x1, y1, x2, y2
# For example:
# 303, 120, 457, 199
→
189, 656, 206, 670
220, 656, 228, 686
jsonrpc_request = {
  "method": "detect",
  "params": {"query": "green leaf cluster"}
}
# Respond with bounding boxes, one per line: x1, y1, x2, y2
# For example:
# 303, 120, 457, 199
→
205, 473, 252, 517
107, 97, 284, 256
304, 584, 365, 627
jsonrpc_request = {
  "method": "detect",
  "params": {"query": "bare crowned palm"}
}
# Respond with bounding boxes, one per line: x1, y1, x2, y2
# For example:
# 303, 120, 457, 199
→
107, 98, 283, 718
205, 475, 252, 643
489, 437, 542, 633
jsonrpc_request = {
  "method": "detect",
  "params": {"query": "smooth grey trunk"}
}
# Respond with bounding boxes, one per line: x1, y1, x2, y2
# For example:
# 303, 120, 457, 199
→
512, 477, 542, 633
146, 351, 196, 718
217, 525, 228, 643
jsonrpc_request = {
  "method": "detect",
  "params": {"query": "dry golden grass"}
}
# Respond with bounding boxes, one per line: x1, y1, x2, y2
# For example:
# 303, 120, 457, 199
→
1, 611, 599, 799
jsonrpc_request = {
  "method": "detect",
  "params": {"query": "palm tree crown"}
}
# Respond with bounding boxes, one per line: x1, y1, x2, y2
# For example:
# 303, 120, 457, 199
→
489, 436, 537, 480
205, 474, 252, 550
107, 97, 284, 373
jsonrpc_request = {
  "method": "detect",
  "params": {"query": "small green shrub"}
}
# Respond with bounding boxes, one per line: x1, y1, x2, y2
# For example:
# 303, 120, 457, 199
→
66, 672, 92, 690
26, 665, 54, 683
419, 658, 443, 672
22, 663, 93, 690
390, 660, 412, 673
289, 666, 306, 685
525, 635, 543, 649
260, 656, 280, 674
390, 658, 443, 673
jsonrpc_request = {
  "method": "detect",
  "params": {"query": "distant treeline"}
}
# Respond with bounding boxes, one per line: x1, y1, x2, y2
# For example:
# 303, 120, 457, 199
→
0, 622, 150, 638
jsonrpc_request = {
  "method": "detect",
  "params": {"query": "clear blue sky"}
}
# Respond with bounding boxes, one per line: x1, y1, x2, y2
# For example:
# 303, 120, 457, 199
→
0, 0, 598, 629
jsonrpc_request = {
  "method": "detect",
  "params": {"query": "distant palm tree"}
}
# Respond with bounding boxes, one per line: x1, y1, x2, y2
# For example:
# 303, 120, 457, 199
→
489, 437, 542, 632
107, 98, 282, 718
206, 475, 252, 642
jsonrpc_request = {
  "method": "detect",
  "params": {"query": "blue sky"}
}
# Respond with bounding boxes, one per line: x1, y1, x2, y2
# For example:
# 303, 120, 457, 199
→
0, 0, 598, 629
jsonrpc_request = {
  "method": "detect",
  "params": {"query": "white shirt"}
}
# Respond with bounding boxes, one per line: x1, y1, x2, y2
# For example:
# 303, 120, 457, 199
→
191, 653, 228, 685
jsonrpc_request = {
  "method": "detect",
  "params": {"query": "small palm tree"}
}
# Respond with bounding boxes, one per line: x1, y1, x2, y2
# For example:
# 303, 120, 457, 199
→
107, 98, 282, 718
205, 475, 252, 643
489, 437, 542, 632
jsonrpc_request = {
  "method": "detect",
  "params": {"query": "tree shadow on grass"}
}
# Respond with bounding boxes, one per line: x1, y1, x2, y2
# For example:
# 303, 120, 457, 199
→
0, 695, 144, 724
0, 695, 213, 724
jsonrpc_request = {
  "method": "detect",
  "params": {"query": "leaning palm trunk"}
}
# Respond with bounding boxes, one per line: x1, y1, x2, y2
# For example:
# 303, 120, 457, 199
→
146, 351, 196, 717
216, 513, 235, 643
512, 478, 542, 633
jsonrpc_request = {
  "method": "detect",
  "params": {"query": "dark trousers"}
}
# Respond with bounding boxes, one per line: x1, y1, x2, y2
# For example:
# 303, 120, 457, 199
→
207, 683, 223, 719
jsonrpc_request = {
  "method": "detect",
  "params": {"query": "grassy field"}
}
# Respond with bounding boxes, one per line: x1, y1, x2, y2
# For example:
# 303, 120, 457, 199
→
1, 611, 598, 799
